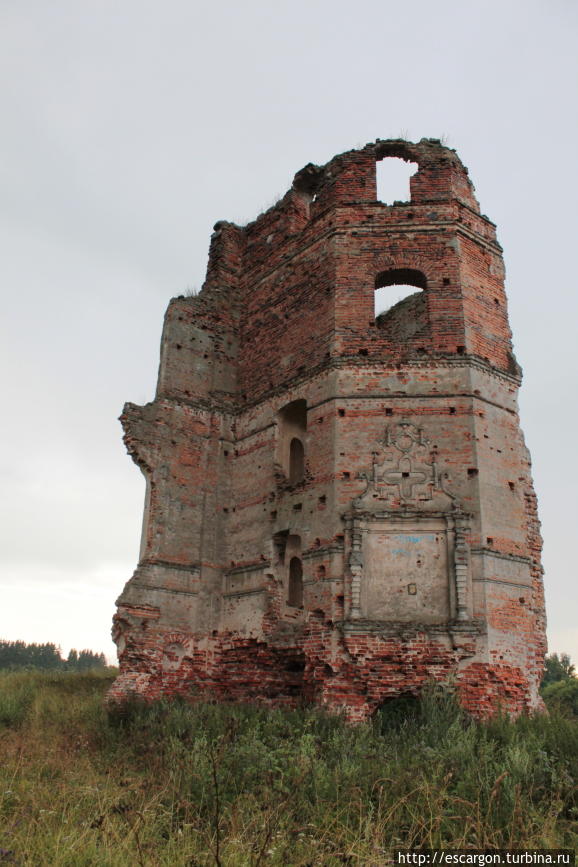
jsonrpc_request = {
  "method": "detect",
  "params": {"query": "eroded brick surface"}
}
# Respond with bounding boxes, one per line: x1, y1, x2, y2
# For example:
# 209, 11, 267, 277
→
110, 139, 546, 720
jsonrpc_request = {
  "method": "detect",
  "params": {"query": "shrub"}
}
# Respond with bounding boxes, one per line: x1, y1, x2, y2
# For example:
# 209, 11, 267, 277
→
542, 677, 578, 719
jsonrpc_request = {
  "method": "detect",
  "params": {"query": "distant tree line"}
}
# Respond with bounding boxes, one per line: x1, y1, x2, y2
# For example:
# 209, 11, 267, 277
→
0, 640, 107, 672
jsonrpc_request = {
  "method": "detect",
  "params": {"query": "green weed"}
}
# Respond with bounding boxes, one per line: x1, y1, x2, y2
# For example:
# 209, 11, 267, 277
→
0, 672, 575, 865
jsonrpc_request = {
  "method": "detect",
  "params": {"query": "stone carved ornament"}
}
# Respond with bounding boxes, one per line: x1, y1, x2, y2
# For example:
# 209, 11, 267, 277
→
353, 422, 457, 512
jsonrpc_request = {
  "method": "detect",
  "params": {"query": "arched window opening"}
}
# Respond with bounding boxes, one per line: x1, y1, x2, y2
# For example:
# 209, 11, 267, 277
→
375, 284, 422, 318
278, 398, 307, 481
376, 157, 418, 205
374, 268, 427, 319
289, 437, 305, 485
288, 557, 303, 608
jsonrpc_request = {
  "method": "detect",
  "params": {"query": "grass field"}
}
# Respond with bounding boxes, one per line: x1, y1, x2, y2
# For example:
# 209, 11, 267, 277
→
0, 670, 576, 865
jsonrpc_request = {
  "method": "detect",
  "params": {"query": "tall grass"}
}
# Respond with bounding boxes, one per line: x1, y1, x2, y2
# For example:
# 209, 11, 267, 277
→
0, 671, 576, 865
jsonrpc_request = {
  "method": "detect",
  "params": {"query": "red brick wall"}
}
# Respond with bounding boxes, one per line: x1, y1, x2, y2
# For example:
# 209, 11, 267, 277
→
111, 139, 546, 720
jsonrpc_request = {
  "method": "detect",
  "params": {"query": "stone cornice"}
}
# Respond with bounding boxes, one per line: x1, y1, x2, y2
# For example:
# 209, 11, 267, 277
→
152, 352, 522, 423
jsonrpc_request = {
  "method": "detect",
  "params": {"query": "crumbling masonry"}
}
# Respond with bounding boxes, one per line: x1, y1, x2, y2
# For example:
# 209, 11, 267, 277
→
110, 139, 546, 719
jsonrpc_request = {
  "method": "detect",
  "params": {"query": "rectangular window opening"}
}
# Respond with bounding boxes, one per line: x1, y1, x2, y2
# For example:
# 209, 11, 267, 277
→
376, 157, 418, 205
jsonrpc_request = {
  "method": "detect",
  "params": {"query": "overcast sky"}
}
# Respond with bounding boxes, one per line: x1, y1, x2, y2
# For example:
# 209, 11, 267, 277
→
1, 0, 576, 664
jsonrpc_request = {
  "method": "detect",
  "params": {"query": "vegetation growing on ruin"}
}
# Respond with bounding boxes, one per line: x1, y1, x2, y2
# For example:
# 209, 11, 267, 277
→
0, 671, 576, 865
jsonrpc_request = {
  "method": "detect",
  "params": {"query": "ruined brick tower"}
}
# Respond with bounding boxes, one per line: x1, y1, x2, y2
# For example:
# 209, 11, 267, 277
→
110, 138, 546, 719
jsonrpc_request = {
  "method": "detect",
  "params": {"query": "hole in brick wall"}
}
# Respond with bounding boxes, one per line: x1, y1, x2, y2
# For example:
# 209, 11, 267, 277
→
359, 348, 368, 356
176, 344, 182, 350
376, 157, 418, 205
318, 494, 326, 505
467, 468, 478, 478
338, 409, 346, 417
519, 597, 525, 604
508, 481, 515, 491
342, 472, 350, 480
487, 537, 494, 545
449, 407, 456, 414
293, 503, 302, 511
385, 408, 393, 416
374, 268, 427, 318
494, 297, 500, 306
443, 278, 450, 285
284, 657, 305, 672
317, 565, 326, 579
375, 693, 421, 729
456, 345, 465, 355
